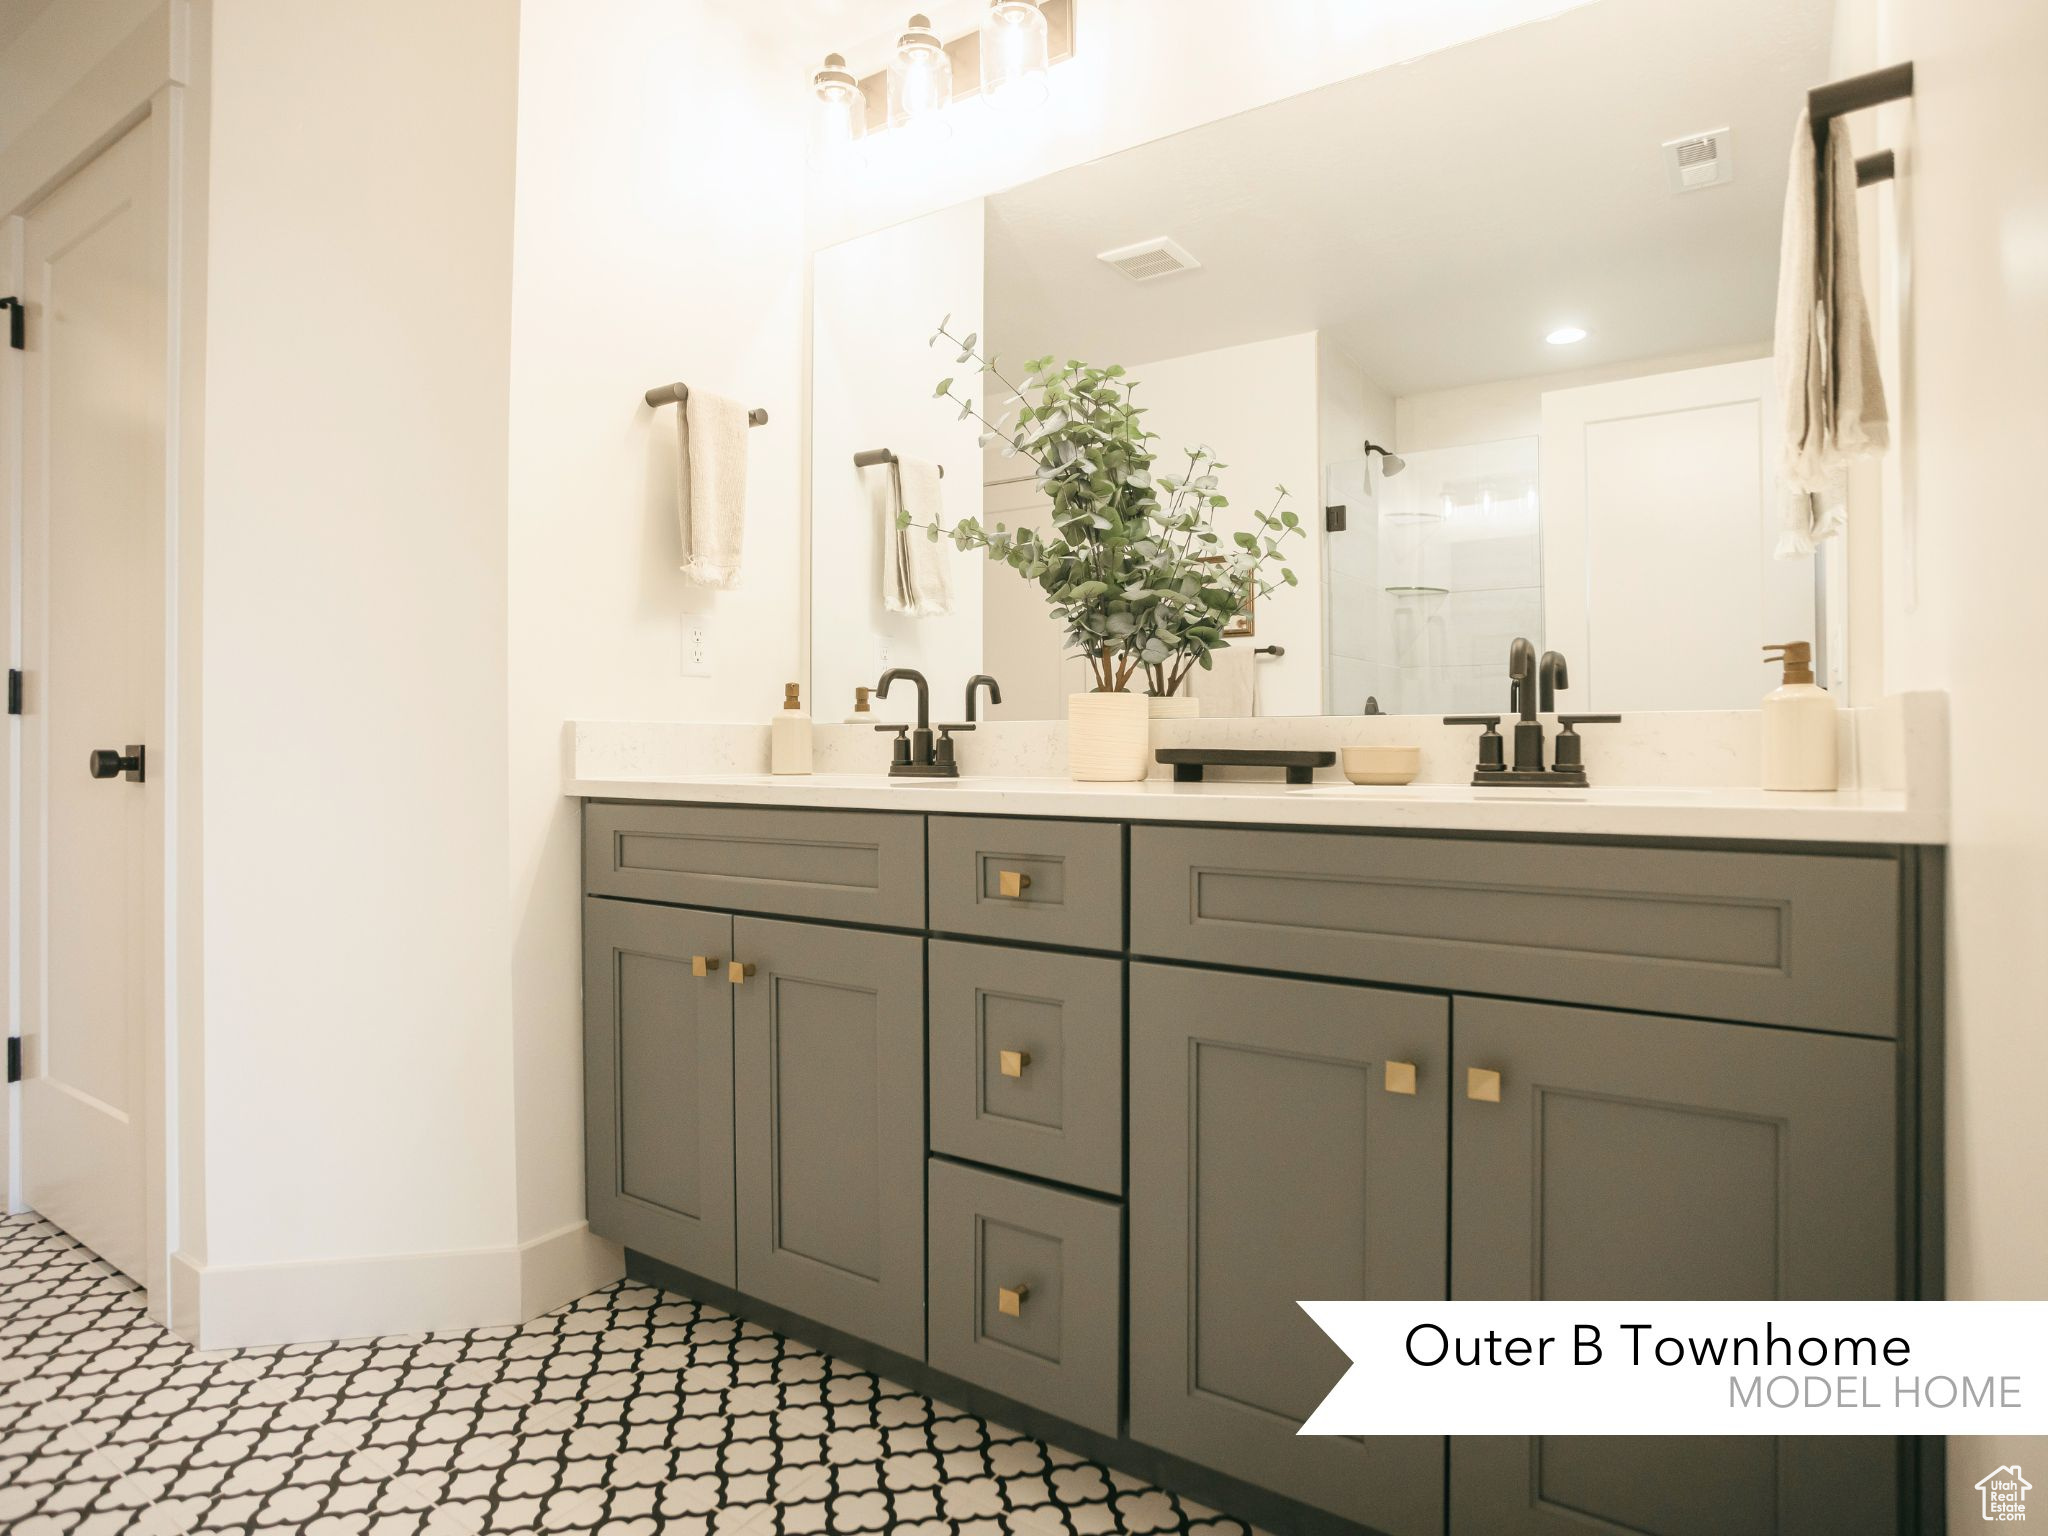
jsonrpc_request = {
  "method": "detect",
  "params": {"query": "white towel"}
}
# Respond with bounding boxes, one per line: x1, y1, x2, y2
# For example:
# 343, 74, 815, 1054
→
673, 389, 749, 587
868, 459, 954, 618
1773, 112, 1890, 556
1189, 643, 1256, 716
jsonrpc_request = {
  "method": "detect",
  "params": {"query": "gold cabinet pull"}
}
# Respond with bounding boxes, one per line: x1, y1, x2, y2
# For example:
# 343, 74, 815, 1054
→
997, 1283, 1030, 1317
1384, 1060, 1418, 1096
690, 955, 722, 978
728, 961, 757, 985
1466, 1067, 1502, 1103
998, 1049, 1032, 1078
996, 869, 1032, 899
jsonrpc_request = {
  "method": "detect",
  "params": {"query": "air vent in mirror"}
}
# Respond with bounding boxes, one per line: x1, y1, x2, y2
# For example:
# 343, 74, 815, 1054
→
1097, 236, 1202, 282
1663, 128, 1734, 191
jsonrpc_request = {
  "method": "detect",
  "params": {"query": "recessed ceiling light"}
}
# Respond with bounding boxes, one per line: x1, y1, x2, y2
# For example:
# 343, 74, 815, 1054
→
1546, 326, 1589, 346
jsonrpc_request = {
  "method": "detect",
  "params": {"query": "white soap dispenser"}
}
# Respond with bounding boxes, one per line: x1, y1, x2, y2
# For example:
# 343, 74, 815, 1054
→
1760, 642, 1837, 791
771, 682, 813, 775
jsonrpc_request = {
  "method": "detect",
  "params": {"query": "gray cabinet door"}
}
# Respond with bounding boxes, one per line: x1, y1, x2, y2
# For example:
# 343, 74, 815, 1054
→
1451, 997, 1898, 1536
1128, 963, 1448, 1536
733, 916, 927, 1359
583, 898, 736, 1285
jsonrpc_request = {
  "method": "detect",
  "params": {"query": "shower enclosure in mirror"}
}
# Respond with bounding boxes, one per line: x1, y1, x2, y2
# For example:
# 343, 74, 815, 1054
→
807, 0, 1871, 721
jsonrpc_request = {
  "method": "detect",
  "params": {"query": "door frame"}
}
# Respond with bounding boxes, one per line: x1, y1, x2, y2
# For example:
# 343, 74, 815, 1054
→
1, 1, 197, 1328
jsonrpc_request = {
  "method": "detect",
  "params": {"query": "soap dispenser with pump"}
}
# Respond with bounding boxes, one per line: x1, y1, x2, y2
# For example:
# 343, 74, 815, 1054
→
1760, 642, 1837, 791
772, 682, 813, 775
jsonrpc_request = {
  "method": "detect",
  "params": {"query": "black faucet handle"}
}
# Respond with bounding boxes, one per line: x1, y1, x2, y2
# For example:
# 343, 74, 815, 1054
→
1552, 714, 1620, 774
934, 722, 976, 734
873, 722, 912, 769
1444, 715, 1507, 773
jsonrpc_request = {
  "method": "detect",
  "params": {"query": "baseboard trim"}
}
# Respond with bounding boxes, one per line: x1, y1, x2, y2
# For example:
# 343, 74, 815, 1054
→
519, 1219, 624, 1319
172, 1221, 624, 1350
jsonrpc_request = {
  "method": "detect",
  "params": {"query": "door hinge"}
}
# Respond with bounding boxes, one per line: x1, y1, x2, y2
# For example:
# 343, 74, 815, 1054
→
0, 297, 21, 350
1325, 504, 1348, 533
6, 669, 19, 715
5, 1038, 18, 1084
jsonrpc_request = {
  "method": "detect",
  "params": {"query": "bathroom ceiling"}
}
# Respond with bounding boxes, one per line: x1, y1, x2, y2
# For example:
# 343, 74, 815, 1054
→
984, 0, 1834, 396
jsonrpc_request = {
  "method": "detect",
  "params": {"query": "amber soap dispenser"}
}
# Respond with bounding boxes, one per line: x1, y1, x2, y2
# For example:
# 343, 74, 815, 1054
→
1760, 642, 1837, 791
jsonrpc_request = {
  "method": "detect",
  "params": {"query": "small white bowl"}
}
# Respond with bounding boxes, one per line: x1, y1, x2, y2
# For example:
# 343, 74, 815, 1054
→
1342, 745, 1421, 785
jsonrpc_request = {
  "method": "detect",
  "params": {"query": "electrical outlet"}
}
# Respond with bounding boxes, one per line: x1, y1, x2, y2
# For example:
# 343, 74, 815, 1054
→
876, 637, 891, 671
682, 617, 713, 677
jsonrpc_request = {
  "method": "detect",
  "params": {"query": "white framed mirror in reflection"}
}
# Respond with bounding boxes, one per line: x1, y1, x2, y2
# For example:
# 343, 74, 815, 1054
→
808, 0, 1881, 722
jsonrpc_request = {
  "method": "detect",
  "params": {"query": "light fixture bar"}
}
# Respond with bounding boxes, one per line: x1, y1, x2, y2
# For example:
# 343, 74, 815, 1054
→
854, 0, 1076, 133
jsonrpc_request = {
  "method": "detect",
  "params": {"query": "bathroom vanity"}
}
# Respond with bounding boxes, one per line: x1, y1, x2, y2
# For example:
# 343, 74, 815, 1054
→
577, 778, 1943, 1536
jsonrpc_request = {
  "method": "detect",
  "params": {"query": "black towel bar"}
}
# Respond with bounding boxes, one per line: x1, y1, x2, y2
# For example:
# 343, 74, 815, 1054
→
854, 449, 944, 478
645, 381, 767, 427
1809, 62, 1913, 187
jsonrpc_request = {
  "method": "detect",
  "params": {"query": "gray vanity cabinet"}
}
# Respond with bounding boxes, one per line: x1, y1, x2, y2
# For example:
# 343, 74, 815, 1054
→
582, 898, 737, 1286
1127, 962, 1452, 1536
732, 916, 928, 1360
1448, 997, 1900, 1536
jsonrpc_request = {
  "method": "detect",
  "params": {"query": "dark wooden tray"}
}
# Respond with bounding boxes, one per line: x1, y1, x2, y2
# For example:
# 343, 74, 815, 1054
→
1154, 748, 1335, 785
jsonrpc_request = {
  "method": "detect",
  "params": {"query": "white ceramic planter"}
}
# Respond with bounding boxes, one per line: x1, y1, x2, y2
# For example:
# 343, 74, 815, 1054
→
1146, 695, 1201, 720
1067, 691, 1151, 781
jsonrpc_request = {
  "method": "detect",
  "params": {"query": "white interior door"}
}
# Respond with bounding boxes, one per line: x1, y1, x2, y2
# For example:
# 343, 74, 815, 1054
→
20, 121, 166, 1282
1540, 357, 1814, 711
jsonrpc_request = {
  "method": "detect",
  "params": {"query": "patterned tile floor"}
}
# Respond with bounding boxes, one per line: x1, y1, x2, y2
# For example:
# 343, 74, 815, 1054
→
0, 1213, 1267, 1536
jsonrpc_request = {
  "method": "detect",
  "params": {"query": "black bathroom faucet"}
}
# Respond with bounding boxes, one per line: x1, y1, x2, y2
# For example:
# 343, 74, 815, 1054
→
1446, 639, 1620, 787
874, 668, 973, 778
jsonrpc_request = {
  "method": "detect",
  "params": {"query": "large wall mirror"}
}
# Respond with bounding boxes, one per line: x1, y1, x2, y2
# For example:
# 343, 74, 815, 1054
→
809, 0, 1869, 721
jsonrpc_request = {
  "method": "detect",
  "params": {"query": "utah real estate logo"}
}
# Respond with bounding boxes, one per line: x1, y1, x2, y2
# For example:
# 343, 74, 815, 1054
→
1977, 1465, 2030, 1522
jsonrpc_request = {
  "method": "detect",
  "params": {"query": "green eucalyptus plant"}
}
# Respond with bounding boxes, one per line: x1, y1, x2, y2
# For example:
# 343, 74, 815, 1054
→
901, 318, 1303, 695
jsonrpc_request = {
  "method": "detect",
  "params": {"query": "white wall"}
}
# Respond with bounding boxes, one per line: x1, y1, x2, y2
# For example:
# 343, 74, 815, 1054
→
807, 0, 1599, 250
1392, 343, 1771, 451
1130, 332, 1322, 713
193, 0, 521, 1303
0, 0, 161, 156
505, 0, 808, 1260
810, 201, 985, 722
1860, 0, 2048, 1519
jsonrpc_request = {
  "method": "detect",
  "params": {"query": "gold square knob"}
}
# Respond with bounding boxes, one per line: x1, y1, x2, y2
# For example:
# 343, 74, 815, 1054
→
691, 955, 721, 978
999, 1049, 1032, 1078
1384, 1060, 1417, 1096
729, 961, 757, 985
1466, 1067, 1502, 1103
997, 1284, 1030, 1317
996, 869, 1032, 899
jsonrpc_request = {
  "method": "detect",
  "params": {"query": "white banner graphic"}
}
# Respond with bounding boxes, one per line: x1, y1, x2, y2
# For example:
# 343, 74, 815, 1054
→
1299, 1302, 2048, 1436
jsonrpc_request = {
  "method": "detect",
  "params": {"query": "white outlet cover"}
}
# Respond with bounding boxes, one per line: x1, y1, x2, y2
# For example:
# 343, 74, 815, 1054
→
682, 617, 712, 677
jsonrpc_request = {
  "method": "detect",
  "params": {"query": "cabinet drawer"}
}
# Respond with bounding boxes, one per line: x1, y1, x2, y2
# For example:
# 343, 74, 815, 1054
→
1131, 826, 1898, 1035
928, 816, 1123, 952
929, 940, 1123, 1195
586, 802, 924, 929
928, 1158, 1123, 1438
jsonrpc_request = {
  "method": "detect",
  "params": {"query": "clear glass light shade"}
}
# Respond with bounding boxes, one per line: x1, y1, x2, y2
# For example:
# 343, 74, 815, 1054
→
887, 15, 953, 133
811, 55, 866, 154
811, 54, 868, 155
980, 0, 1049, 109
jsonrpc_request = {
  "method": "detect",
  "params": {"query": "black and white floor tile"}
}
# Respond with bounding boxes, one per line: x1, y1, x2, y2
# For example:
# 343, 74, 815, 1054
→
1, 1213, 1267, 1536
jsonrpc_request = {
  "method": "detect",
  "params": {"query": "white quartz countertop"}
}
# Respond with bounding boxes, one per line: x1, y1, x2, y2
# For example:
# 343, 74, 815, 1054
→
567, 771, 1945, 844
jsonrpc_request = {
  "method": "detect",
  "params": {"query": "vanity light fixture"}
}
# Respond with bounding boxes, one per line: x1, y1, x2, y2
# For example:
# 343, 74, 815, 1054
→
811, 53, 866, 153
888, 13, 954, 135
981, 0, 1051, 110
1545, 325, 1589, 345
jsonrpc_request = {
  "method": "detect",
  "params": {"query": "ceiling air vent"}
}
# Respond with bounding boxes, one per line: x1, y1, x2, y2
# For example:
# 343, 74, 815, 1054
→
1097, 236, 1202, 282
1663, 128, 1734, 192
